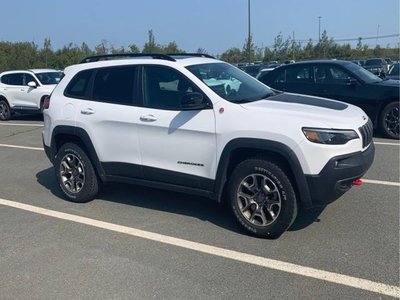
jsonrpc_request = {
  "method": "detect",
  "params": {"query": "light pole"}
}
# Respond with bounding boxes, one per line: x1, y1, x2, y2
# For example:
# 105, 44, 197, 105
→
318, 16, 322, 58
318, 16, 321, 43
248, 0, 251, 64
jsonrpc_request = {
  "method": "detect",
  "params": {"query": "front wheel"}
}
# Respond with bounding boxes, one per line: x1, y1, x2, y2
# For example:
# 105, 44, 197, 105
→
228, 159, 297, 239
380, 101, 399, 139
0, 99, 11, 121
54, 143, 99, 203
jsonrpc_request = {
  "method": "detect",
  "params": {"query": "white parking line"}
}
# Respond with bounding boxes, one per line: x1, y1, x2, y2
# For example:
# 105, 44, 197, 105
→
374, 142, 400, 146
363, 179, 400, 187
0, 144, 44, 151
0, 122, 43, 127
0, 198, 399, 298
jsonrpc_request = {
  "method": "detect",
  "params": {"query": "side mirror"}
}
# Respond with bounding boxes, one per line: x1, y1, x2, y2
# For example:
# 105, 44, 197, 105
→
27, 81, 37, 88
181, 92, 208, 110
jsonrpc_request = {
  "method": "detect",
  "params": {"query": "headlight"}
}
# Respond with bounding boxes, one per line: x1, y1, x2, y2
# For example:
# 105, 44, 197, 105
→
302, 128, 359, 145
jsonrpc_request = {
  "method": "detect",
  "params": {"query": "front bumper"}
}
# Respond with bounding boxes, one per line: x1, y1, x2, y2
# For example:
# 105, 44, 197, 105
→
306, 143, 375, 206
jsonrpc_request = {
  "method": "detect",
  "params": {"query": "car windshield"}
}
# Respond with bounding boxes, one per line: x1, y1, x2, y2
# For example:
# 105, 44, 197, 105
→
186, 63, 274, 103
35, 71, 64, 85
388, 63, 399, 76
345, 63, 382, 83
364, 59, 383, 66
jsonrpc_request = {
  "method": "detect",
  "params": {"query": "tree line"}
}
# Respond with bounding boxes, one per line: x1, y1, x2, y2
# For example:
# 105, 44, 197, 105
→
0, 30, 398, 72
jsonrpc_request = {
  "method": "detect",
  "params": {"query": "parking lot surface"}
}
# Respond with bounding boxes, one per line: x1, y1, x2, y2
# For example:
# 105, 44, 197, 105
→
0, 115, 399, 299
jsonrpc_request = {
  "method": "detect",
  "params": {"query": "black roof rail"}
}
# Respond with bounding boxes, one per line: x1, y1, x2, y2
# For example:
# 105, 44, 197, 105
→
168, 53, 216, 59
79, 53, 176, 64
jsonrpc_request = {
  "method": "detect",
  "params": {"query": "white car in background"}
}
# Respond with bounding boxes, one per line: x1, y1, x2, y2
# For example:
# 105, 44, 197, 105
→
0, 69, 63, 120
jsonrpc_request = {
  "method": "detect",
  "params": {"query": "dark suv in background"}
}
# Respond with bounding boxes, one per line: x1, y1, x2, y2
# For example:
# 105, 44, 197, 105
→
363, 58, 389, 76
258, 60, 399, 139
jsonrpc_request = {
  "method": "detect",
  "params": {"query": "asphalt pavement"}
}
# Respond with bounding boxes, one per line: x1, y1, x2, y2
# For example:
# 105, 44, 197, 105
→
0, 115, 399, 299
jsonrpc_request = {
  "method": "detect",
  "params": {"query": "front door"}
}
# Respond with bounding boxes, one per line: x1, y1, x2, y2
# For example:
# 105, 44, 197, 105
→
137, 65, 216, 190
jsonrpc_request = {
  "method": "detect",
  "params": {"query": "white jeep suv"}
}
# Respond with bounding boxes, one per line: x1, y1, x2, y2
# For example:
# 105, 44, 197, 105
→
42, 54, 374, 238
0, 69, 63, 120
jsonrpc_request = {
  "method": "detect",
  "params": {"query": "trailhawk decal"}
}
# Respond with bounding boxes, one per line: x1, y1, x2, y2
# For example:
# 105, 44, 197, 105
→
178, 161, 204, 167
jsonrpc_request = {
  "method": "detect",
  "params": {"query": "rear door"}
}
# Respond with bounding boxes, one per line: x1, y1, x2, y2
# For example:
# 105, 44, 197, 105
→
0, 73, 25, 107
72, 65, 143, 178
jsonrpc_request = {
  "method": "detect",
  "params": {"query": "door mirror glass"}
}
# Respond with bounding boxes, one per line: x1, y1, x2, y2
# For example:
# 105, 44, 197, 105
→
181, 92, 207, 110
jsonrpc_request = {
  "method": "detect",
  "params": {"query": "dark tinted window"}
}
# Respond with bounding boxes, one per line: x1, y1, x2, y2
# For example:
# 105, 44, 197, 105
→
65, 69, 94, 99
365, 59, 384, 66
24, 73, 38, 85
92, 66, 136, 105
277, 65, 313, 83
143, 65, 202, 109
1, 73, 23, 85
35, 71, 63, 85
314, 65, 354, 84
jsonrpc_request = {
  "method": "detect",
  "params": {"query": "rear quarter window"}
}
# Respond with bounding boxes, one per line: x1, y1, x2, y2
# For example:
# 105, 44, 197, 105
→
64, 69, 94, 99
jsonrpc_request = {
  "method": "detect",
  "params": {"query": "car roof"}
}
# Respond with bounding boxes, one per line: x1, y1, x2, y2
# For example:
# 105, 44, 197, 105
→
28, 69, 61, 73
0, 69, 60, 75
282, 60, 352, 66
65, 54, 222, 75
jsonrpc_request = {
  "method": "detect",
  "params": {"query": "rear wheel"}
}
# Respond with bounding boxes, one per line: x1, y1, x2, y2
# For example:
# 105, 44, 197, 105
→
54, 143, 99, 203
228, 159, 297, 239
380, 101, 399, 139
0, 99, 11, 121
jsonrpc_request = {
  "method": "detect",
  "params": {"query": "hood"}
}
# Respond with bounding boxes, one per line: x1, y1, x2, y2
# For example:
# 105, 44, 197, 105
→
375, 79, 400, 87
240, 92, 367, 129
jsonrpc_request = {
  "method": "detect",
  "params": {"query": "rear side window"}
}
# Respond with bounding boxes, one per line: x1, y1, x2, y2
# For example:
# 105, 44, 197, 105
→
65, 69, 93, 99
1, 73, 24, 85
92, 66, 137, 105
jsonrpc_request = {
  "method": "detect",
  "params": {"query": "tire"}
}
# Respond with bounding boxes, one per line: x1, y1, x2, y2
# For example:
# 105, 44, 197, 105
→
380, 101, 399, 139
54, 143, 99, 203
0, 99, 11, 121
228, 159, 297, 239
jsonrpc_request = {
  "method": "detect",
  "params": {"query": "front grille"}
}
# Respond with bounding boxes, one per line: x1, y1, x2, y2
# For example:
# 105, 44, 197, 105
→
359, 119, 373, 148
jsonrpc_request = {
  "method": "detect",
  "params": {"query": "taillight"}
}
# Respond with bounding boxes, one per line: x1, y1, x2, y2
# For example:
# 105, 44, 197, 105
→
43, 96, 51, 109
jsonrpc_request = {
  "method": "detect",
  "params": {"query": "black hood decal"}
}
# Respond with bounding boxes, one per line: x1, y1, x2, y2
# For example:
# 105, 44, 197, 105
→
268, 93, 348, 110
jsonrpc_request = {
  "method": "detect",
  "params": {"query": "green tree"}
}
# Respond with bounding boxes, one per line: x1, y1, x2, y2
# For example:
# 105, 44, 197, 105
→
142, 30, 163, 53
220, 47, 243, 64
128, 44, 140, 53
242, 35, 255, 63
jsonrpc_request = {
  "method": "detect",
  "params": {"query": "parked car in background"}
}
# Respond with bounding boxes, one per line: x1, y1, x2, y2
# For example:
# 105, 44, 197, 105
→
257, 60, 399, 139
385, 58, 394, 69
386, 63, 399, 80
240, 64, 262, 77
0, 69, 63, 120
363, 58, 389, 76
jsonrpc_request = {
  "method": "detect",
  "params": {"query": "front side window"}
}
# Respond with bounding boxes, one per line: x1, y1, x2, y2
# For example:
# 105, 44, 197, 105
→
187, 63, 273, 103
92, 66, 137, 105
143, 65, 202, 110
23, 73, 38, 85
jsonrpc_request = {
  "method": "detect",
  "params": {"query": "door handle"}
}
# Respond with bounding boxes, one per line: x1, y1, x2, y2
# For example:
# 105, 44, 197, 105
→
140, 114, 157, 122
81, 108, 95, 115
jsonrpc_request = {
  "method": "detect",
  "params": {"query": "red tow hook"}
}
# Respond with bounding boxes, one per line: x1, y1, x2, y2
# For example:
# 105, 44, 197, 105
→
352, 178, 363, 186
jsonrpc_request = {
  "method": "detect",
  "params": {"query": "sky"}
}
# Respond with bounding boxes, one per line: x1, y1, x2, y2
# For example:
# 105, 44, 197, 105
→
1, 0, 399, 55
